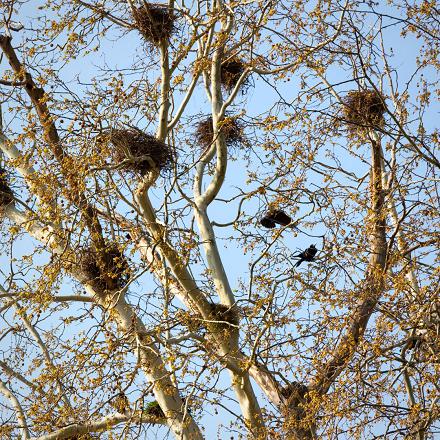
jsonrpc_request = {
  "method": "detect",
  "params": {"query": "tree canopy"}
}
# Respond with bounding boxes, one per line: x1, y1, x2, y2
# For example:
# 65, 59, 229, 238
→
0, 0, 439, 439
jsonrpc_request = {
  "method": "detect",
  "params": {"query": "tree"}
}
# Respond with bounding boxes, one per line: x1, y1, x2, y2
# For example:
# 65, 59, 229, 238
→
0, 0, 438, 439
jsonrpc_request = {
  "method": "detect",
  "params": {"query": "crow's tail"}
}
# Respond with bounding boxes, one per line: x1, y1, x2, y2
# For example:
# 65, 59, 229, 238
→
294, 259, 303, 268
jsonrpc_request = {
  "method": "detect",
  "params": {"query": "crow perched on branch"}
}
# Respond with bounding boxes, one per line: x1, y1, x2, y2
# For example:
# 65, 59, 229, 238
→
294, 244, 317, 267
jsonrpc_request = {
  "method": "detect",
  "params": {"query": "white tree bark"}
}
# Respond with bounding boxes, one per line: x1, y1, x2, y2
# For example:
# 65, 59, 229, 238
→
0, 379, 30, 440
3, 205, 204, 440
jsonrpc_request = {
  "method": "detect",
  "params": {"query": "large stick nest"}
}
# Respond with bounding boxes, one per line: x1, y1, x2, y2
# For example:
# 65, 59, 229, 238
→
220, 57, 251, 92
132, 3, 175, 45
208, 303, 239, 329
0, 167, 13, 208
341, 89, 386, 132
194, 116, 244, 150
143, 401, 165, 420
80, 243, 130, 292
177, 304, 239, 334
109, 128, 175, 175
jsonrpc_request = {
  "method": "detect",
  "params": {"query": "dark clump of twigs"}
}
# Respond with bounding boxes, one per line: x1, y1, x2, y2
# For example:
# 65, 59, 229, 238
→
132, 3, 175, 45
209, 303, 239, 329
341, 89, 386, 132
0, 167, 13, 208
280, 382, 309, 407
109, 128, 174, 175
194, 116, 244, 150
143, 401, 165, 420
80, 243, 130, 292
220, 57, 250, 92
176, 305, 239, 335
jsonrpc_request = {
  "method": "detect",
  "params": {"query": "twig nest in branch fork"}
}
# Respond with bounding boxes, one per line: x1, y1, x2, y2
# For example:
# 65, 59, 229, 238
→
280, 381, 309, 407
132, 3, 175, 45
0, 167, 14, 208
220, 57, 251, 92
341, 89, 386, 132
143, 400, 166, 420
80, 242, 130, 292
108, 128, 175, 176
208, 303, 239, 329
194, 116, 244, 150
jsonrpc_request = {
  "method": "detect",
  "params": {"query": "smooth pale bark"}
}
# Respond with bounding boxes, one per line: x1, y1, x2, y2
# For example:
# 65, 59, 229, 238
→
107, 211, 287, 413
3, 206, 203, 440
0, 360, 38, 392
0, 379, 30, 440
194, 208, 235, 306
136, 170, 266, 436
135, 178, 213, 316
104, 295, 203, 440
29, 412, 166, 440
156, 41, 171, 142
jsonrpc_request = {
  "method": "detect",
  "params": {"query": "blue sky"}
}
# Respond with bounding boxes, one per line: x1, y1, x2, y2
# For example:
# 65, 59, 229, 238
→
1, 0, 438, 438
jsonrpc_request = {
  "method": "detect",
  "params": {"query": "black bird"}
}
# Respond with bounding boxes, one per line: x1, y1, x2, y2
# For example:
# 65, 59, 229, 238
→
270, 210, 292, 226
260, 216, 276, 229
294, 244, 317, 267
259, 209, 292, 229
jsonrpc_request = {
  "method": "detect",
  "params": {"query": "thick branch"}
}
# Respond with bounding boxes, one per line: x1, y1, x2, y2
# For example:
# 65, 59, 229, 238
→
311, 134, 387, 396
29, 411, 165, 440
3, 206, 203, 440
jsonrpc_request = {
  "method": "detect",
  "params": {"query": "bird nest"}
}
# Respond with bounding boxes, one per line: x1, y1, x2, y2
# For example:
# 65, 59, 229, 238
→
208, 304, 239, 328
109, 128, 175, 175
220, 57, 251, 92
80, 243, 130, 292
132, 3, 175, 45
0, 167, 13, 208
143, 401, 165, 420
341, 89, 386, 132
280, 382, 309, 408
195, 116, 244, 150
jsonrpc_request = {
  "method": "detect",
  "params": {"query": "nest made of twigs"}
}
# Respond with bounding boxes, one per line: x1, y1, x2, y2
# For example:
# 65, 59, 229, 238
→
341, 89, 386, 132
80, 243, 130, 292
220, 57, 251, 92
280, 382, 309, 407
132, 3, 175, 45
208, 303, 239, 328
109, 128, 174, 175
194, 116, 244, 150
143, 401, 165, 420
0, 167, 13, 208
176, 304, 239, 335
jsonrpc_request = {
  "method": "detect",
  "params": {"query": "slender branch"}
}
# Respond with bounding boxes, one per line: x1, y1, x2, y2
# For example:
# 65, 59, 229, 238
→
0, 361, 38, 392
14, 304, 73, 410
0, 379, 30, 439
